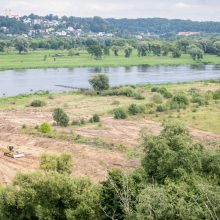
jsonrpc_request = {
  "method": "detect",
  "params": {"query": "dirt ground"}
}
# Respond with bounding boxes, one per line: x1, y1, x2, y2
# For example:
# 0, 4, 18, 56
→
0, 108, 220, 184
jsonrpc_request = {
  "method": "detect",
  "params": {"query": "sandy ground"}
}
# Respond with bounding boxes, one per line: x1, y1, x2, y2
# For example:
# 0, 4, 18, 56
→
0, 109, 219, 184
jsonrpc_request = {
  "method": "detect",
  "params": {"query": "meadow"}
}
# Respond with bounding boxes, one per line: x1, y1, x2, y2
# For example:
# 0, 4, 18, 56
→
0, 49, 220, 70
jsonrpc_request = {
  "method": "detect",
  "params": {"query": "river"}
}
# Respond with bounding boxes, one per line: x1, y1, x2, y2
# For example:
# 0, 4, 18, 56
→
0, 65, 220, 97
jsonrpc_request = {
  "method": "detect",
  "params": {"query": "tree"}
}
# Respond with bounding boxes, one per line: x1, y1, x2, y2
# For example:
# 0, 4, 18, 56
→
137, 43, 149, 57
111, 46, 120, 56
213, 41, 220, 56
89, 74, 109, 91
53, 108, 69, 127
123, 45, 133, 58
172, 48, 182, 58
14, 37, 29, 54
188, 46, 204, 60
141, 121, 203, 183
0, 161, 100, 220
0, 41, 6, 52
103, 46, 110, 56
151, 43, 161, 56
87, 45, 102, 59
101, 169, 135, 220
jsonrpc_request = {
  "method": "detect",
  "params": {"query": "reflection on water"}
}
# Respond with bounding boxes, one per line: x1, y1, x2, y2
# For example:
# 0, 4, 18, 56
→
0, 65, 220, 97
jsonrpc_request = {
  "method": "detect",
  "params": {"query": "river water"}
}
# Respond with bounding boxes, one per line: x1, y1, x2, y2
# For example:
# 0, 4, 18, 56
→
0, 65, 220, 97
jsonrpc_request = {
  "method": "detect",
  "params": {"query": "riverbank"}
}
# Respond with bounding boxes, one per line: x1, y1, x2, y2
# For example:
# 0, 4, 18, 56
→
0, 50, 220, 70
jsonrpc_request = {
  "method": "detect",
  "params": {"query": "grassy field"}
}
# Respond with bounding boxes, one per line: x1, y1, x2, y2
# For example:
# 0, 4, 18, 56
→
0, 49, 220, 70
0, 81, 220, 134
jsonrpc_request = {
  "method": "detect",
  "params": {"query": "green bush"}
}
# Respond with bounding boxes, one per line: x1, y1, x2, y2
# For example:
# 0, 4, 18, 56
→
151, 94, 163, 104
113, 108, 127, 119
128, 104, 145, 115
30, 100, 46, 107
39, 122, 51, 133
102, 87, 135, 97
89, 74, 109, 91
152, 87, 172, 98
151, 87, 159, 92
213, 89, 220, 100
156, 105, 167, 112
134, 93, 145, 100
191, 96, 207, 106
89, 114, 100, 123
71, 120, 81, 126
53, 108, 69, 127
170, 94, 189, 109
205, 90, 213, 100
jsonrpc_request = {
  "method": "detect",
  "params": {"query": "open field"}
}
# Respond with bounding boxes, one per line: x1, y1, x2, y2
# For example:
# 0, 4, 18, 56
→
0, 50, 220, 70
0, 81, 220, 184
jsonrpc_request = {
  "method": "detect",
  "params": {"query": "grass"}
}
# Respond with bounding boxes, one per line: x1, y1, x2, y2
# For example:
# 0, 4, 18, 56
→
1, 80, 220, 134
22, 126, 127, 152
0, 49, 220, 70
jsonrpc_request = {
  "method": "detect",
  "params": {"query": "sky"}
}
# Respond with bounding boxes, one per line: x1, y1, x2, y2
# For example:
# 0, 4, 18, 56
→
0, 0, 220, 21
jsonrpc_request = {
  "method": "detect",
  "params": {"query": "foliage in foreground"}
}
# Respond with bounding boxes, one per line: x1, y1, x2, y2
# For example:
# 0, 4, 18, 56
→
0, 122, 220, 220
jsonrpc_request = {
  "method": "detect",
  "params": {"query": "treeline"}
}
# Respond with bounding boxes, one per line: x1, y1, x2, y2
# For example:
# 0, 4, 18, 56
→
0, 16, 28, 34
1, 36, 220, 60
1, 15, 220, 35
0, 122, 219, 219
107, 18, 220, 34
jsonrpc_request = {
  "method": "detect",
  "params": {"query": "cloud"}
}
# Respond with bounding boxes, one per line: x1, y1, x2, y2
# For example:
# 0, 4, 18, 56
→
0, 0, 219, 21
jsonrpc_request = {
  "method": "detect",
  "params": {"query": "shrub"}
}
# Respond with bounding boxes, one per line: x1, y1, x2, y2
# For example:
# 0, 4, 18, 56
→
68, 48, 76, 56
39, 122, 51, 133
71, 120, 81, 126
151, 94, 163, 104
113, 108, 127, 119
89, 74, 109, 91
205, 91, 213, 100
128, 104, 145, 115
170, 94, 189, 109
134, 93, 145, 100
89, 114, 100, 123
151, 87, 159, 92
156, 105, 167, 112
53, 108, 69, 127
157, 88, 172, 98
213, 89, 220, 100
80, 118, 86, 125
22, 124, 27, 129
191, 97, 207, 106
102, 87, 135, 97
30, 100, 46, 107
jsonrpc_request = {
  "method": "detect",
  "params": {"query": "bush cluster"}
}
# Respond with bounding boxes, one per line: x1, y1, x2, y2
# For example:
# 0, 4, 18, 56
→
128, 104, 145, 115
30, 100, 46, 107
89, 114, 100, 123
170, 93, 189, 109
53, 108, 69, 127
39, 122, 51, 133
113, 107, 127, 119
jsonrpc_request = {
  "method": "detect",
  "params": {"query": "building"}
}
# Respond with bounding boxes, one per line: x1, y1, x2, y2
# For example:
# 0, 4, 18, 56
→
178, 32, 201, 36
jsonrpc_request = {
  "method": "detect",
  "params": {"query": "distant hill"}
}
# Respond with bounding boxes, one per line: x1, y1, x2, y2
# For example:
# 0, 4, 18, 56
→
0, 15, 220, 36
107, 18, 220, 34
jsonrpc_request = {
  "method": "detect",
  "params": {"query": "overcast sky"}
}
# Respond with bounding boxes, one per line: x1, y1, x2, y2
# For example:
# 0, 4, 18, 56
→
0, 0, 220, 21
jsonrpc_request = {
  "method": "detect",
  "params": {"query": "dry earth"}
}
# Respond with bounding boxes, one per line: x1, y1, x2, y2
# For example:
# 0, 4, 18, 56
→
0, 108, 219, 184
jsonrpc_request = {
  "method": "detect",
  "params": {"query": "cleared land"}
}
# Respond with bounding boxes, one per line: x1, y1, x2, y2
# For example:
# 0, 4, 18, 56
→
0, 50, 220, 70
0, 81, 220, 184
